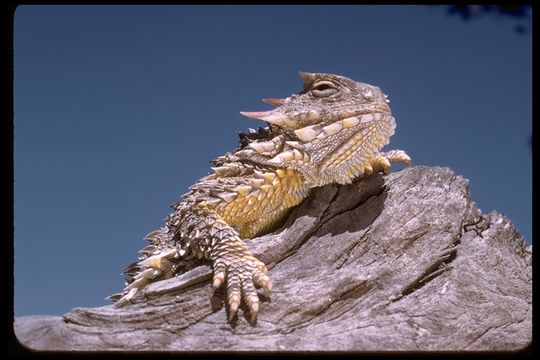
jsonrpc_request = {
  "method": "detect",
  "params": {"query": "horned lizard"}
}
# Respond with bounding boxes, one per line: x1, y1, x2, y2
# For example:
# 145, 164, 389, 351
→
108, 72, 411, 323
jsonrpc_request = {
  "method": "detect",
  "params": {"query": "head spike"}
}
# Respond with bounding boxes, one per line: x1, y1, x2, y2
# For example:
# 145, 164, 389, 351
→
240, 110, 297, 128
299, 71, 316, 83
240, 110, 285, 125
263, 98, 285, 107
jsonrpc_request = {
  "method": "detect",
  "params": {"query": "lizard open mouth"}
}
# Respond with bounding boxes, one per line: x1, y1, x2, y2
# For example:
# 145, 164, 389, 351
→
237, 126, 276, 150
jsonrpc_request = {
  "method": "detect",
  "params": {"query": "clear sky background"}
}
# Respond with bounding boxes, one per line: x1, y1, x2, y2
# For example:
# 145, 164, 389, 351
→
13, 5, 531, 316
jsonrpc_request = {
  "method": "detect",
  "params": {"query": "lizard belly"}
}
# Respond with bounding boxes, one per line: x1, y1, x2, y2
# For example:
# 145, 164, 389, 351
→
216, 168, 309, 238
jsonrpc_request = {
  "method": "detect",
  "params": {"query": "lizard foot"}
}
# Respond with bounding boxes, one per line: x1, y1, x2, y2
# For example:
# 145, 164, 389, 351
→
382, 149, 412, 166
211, 253, 272, 323
369, 149, 412, 175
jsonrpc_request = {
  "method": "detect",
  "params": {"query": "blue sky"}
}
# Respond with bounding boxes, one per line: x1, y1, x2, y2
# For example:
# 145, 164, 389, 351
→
14, 5, 531, 316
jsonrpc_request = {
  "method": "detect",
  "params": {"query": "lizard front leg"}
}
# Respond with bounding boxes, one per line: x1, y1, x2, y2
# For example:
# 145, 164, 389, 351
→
177, 202, 272, 323
209, 229, 272, 322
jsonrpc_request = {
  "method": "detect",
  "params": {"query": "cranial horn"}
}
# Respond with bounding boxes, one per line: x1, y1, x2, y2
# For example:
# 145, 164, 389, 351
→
299, 71, 318, 92
299, 71, 316, 83
240, 110, 282, 124
240, 108, 296, 128
262, 98, 285, 107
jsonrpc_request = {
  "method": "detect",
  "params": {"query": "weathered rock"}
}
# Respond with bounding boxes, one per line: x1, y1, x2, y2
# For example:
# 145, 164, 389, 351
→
14, 166, 532, 351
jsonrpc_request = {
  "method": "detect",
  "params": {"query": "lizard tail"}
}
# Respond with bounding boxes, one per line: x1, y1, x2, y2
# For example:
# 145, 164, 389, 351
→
106, 229, 181, 304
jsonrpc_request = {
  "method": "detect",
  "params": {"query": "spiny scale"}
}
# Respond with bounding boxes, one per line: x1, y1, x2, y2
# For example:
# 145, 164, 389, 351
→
110, 72, 411, 324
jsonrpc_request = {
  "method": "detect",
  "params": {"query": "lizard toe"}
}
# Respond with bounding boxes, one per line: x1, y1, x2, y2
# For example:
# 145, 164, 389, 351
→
242, 280, 260, 323
226, 272, 242, 321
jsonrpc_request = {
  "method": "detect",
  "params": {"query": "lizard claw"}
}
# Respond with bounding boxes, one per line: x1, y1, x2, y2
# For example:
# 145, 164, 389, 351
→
369, 149, 412, 175
212, 266, 226, 289
227, 286, 241, 321
381, 149, 412, 167
253, 271, 272, 297
212, 255, 271, 323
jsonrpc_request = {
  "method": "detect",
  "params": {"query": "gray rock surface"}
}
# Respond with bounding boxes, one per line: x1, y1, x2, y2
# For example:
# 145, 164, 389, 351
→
14, 166, 532, 351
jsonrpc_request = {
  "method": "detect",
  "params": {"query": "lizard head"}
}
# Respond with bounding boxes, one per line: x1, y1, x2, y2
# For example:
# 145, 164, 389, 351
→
240, 71, 391, 131
240, 72, 398, 186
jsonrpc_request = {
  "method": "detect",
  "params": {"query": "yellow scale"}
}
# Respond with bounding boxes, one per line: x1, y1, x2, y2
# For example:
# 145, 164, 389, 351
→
217, 168, 308, 239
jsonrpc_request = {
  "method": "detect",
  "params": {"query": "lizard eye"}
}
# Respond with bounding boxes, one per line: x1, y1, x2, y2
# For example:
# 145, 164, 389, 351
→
311, 81, 338, 97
